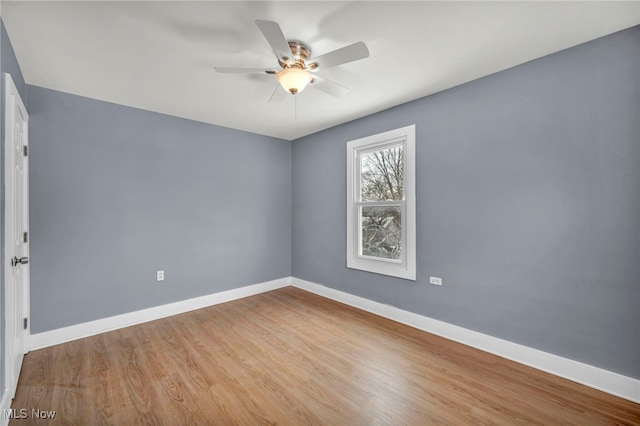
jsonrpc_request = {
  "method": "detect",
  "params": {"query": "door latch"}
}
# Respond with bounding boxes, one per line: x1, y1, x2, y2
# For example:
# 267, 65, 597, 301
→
11, 256, 29, 267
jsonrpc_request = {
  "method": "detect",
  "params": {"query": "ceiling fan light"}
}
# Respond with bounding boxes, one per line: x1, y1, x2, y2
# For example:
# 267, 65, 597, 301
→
276, 67, 312, 95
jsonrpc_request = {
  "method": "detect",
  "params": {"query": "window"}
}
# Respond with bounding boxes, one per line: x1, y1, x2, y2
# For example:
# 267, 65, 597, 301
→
346, 125, 416, 280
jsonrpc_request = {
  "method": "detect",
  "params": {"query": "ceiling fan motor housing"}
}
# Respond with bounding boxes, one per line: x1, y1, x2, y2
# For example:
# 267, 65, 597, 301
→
279, 41, 312, 68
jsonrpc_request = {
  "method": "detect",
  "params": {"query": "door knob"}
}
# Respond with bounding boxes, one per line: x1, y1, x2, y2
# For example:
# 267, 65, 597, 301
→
11, 256, 29, 266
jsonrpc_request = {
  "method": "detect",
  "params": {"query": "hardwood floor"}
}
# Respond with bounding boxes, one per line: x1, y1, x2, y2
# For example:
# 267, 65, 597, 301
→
11, 286, 640, 425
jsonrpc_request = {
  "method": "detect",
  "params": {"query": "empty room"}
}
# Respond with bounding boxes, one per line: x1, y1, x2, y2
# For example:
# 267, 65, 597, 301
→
0, 1, 639, 424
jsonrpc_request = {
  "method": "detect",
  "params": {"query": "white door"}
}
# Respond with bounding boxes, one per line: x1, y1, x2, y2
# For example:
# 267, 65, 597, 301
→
4, 73, 30, 399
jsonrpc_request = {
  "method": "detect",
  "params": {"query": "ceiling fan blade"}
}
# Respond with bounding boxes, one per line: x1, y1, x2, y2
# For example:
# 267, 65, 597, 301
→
255, 20, 292, 62
310, 74, 349, 98
214, 67, 276, 74
268, 84, 287, 103
309, 41, 369, 70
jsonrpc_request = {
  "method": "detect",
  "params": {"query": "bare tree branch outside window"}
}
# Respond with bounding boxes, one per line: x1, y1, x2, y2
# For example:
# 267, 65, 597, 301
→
360, 145, 403, 260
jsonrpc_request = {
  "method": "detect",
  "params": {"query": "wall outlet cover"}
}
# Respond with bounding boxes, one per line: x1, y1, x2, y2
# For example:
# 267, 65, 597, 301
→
429, 276, 442, 286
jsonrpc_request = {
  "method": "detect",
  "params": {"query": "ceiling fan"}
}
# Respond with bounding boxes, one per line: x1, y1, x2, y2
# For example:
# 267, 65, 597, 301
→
214, 20, 370, 102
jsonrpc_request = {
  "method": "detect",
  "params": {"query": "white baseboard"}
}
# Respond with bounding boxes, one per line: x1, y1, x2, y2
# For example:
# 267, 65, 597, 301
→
29, 277, 291, 351
291, 277, 640, 404
26, 276, 640, 404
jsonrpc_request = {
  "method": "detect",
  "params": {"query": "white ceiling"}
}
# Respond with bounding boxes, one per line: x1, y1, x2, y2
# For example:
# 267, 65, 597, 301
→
2, 1, 639, 140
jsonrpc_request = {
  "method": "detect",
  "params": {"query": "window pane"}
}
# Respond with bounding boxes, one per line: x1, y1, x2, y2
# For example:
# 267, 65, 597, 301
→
361, 206, 402, 260
360, 144, 404, 201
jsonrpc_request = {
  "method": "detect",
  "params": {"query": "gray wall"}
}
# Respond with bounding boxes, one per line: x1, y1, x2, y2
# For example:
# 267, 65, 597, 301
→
292, 26, 640, 379
27, 86, 291, 332
1, 18, 27, 403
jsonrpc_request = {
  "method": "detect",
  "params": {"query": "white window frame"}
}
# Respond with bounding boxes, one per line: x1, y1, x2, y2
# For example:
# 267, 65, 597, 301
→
346, 125, 416, 280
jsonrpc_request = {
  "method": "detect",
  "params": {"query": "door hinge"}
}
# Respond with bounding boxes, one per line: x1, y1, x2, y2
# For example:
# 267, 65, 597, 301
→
23, 318, 28, 330
23, 231, 28, 243
23, 145, 28, 157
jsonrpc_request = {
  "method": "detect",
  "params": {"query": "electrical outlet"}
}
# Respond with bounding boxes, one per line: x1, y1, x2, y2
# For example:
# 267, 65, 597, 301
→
157, 270, 165, 282
429, 276, 442, 286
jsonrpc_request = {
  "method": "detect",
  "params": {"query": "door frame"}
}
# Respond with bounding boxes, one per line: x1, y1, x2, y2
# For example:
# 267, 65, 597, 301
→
3, 72, 30, 401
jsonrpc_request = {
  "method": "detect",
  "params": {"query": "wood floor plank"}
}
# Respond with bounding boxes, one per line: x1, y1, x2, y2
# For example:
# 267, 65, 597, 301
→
10, 286, 640, 425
